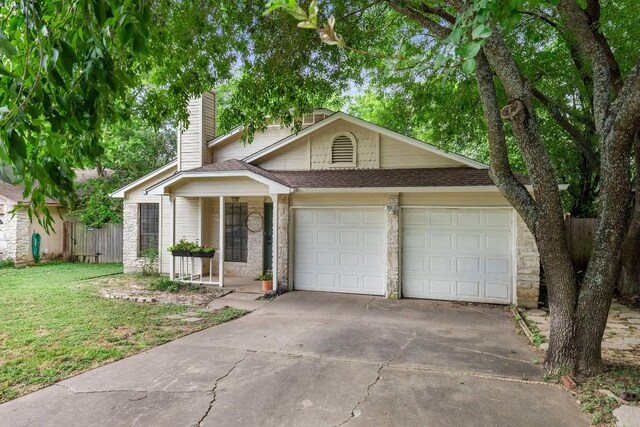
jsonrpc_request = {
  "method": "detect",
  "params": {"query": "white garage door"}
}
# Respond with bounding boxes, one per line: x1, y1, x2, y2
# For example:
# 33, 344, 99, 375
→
294, 208, 386, 295
402, 208, 514, 304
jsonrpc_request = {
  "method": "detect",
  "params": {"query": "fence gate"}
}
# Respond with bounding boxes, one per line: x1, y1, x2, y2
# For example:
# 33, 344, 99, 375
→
65, 221, 123, 263
565, 217, 596, 271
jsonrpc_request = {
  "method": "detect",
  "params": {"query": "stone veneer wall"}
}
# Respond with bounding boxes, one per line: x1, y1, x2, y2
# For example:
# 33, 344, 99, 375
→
277, 194, 289, 290
210, 197, 265, 277
122, 203, 158, 274
385, 194, 400, 298
3, 202, 31, 264
515, 214, 540, 308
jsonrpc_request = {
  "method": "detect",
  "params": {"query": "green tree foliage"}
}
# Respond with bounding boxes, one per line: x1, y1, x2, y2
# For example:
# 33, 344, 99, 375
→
0, 0, 153, 225
71, 118, 175, 227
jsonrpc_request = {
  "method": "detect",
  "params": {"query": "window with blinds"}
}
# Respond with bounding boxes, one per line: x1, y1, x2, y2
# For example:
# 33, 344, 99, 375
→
139, 203, 159, 255
331, 134, 355, 165
225, 202, 248, 262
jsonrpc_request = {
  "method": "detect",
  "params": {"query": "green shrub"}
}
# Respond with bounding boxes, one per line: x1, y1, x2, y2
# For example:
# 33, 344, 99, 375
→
148, 278, 182, 293
0, 258, 15, 269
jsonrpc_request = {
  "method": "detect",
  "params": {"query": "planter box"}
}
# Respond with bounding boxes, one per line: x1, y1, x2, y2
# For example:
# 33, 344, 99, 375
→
192, 251, 215, 259
171, 250, 191, 257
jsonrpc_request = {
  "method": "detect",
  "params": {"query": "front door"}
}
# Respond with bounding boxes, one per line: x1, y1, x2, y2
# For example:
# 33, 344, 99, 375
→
263, 203, 273, 273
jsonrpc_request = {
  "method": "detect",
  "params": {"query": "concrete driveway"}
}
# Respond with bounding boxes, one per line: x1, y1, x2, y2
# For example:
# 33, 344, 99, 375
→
0, 292, 587, 426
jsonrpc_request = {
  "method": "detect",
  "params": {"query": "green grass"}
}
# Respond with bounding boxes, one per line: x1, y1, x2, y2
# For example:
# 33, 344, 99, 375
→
0, 263, 246, 403
576, 365, 640, 425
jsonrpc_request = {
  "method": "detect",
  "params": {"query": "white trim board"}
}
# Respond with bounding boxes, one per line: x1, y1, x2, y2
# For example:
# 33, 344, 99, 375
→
145, 170, 292, 195
111, 161, 177, 198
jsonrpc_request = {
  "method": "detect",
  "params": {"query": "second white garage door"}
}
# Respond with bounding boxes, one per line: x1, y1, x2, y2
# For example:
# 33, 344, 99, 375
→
293, 208, 386, 295
402, 208, 514, 304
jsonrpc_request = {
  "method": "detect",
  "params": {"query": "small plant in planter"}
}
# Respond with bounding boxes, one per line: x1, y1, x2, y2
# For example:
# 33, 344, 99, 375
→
257, 272, 273, 292
167, 239, 196, 257
191, 245, 216, 258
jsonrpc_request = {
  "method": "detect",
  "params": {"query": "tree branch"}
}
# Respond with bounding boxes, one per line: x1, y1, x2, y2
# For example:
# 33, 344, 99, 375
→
475, 52, 537, 231
532, 87, 600, 170
387, 1, 451, 38
557, 0, 611, 136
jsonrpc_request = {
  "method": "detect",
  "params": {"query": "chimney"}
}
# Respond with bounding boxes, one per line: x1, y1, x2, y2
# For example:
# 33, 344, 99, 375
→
177, 91, 216, 171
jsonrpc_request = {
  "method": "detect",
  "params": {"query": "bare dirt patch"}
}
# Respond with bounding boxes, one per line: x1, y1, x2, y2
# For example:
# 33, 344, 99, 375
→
92, 274, 232, 307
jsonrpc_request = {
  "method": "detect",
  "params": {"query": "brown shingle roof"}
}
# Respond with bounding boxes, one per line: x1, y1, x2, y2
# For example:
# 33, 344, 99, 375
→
185, 161, 529, 189
269, 167, 528, 188
187, 159, 291, 186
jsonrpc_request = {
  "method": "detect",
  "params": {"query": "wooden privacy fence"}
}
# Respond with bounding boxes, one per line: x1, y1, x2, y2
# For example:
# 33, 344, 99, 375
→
565, 217, 596, 271
64, 221, 123, 263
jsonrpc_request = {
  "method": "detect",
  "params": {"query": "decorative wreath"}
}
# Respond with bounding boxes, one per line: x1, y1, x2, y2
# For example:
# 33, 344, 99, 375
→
246, 212, 264, 232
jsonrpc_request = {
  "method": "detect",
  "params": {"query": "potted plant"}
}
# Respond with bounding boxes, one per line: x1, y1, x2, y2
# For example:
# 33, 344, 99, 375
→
168, 239, 196, 257
258, 272, 273, 291
191, 245, 216, 258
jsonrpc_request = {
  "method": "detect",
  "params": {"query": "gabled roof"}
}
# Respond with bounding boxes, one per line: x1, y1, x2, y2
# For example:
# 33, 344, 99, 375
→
144, 159, 292, 195
206, 108, 336, 148
242, 111, 488, 169
111, 160, 177, 198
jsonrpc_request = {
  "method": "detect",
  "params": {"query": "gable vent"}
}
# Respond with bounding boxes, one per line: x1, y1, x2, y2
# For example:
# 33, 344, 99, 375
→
331, 134, 355, 164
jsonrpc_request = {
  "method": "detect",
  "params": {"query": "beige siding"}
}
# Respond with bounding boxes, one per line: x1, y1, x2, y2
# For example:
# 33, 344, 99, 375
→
379, 135, 466, 169
28, 207, 66, 260
169, 177, 269, 197
309, 120, 379, 169
214, 127, 294, 162
291, 193, 388, 206
174, 197, 199, 243
255, 138, 310, 170
400, 192, 511, 206
179, 92, 216, 171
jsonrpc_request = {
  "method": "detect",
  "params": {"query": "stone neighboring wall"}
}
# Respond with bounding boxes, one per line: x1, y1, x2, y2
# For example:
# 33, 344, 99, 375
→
3, 202, 31, 264
277, 194, 289, 290
385, 194, 400, 298
515, 214, 540, 308
122, 203, 157, 273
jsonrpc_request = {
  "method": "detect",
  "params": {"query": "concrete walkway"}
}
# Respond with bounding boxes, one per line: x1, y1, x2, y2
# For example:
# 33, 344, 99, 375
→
0, 292, 588, 426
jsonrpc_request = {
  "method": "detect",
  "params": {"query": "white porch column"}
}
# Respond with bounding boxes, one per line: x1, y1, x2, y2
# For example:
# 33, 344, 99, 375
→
169, 196, 176, 279
198, 197, 203, 279
218, 196, 225, 287
271, 194, 278, 291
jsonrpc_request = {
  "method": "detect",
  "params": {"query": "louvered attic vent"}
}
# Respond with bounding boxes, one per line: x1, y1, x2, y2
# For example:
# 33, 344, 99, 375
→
331, 134, 355, 164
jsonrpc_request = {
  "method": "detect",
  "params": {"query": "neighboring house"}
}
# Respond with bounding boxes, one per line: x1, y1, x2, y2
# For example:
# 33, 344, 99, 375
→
0, 168, 110, 264
0, 181, 66, 264
113, 92, 543, 307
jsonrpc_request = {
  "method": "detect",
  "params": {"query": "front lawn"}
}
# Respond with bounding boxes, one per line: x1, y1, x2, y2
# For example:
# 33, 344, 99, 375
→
0, 263, 246, 403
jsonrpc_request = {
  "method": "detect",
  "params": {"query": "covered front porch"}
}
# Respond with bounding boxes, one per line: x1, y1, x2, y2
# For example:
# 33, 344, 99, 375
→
146, 161, 291, 292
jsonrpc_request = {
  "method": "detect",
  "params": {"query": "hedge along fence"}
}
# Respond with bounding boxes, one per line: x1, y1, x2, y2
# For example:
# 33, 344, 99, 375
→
565, 217, 596, 271
64, 220, 123, 263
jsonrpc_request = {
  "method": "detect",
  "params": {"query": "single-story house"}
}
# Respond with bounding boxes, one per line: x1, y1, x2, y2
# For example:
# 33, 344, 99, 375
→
112, 92, 543, 307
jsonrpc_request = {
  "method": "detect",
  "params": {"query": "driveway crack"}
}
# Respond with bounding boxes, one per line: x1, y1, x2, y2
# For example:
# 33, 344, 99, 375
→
334, 333, 416, 426
196, 351, 249, 426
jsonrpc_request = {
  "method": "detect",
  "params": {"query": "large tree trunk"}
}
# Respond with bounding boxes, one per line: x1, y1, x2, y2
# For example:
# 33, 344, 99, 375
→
619, 218, 640, 299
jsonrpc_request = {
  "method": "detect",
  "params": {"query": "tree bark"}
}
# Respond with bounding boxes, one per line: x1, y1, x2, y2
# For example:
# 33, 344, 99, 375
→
619, 138, 640, 299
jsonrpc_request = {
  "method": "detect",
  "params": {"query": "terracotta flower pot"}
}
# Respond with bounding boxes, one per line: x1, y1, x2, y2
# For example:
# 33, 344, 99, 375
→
262, 280, 273, 291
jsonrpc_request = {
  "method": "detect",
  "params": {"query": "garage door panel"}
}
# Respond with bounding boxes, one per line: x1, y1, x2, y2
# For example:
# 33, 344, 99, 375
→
457, 281, 481, 298
339, 230, 359, 245
486, 210, 512, 227
294, 208, 385, 296
402, 208, 514, 304
430, 280, 453, 295
485, 281, 510, 300
457, 234, 481, 250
